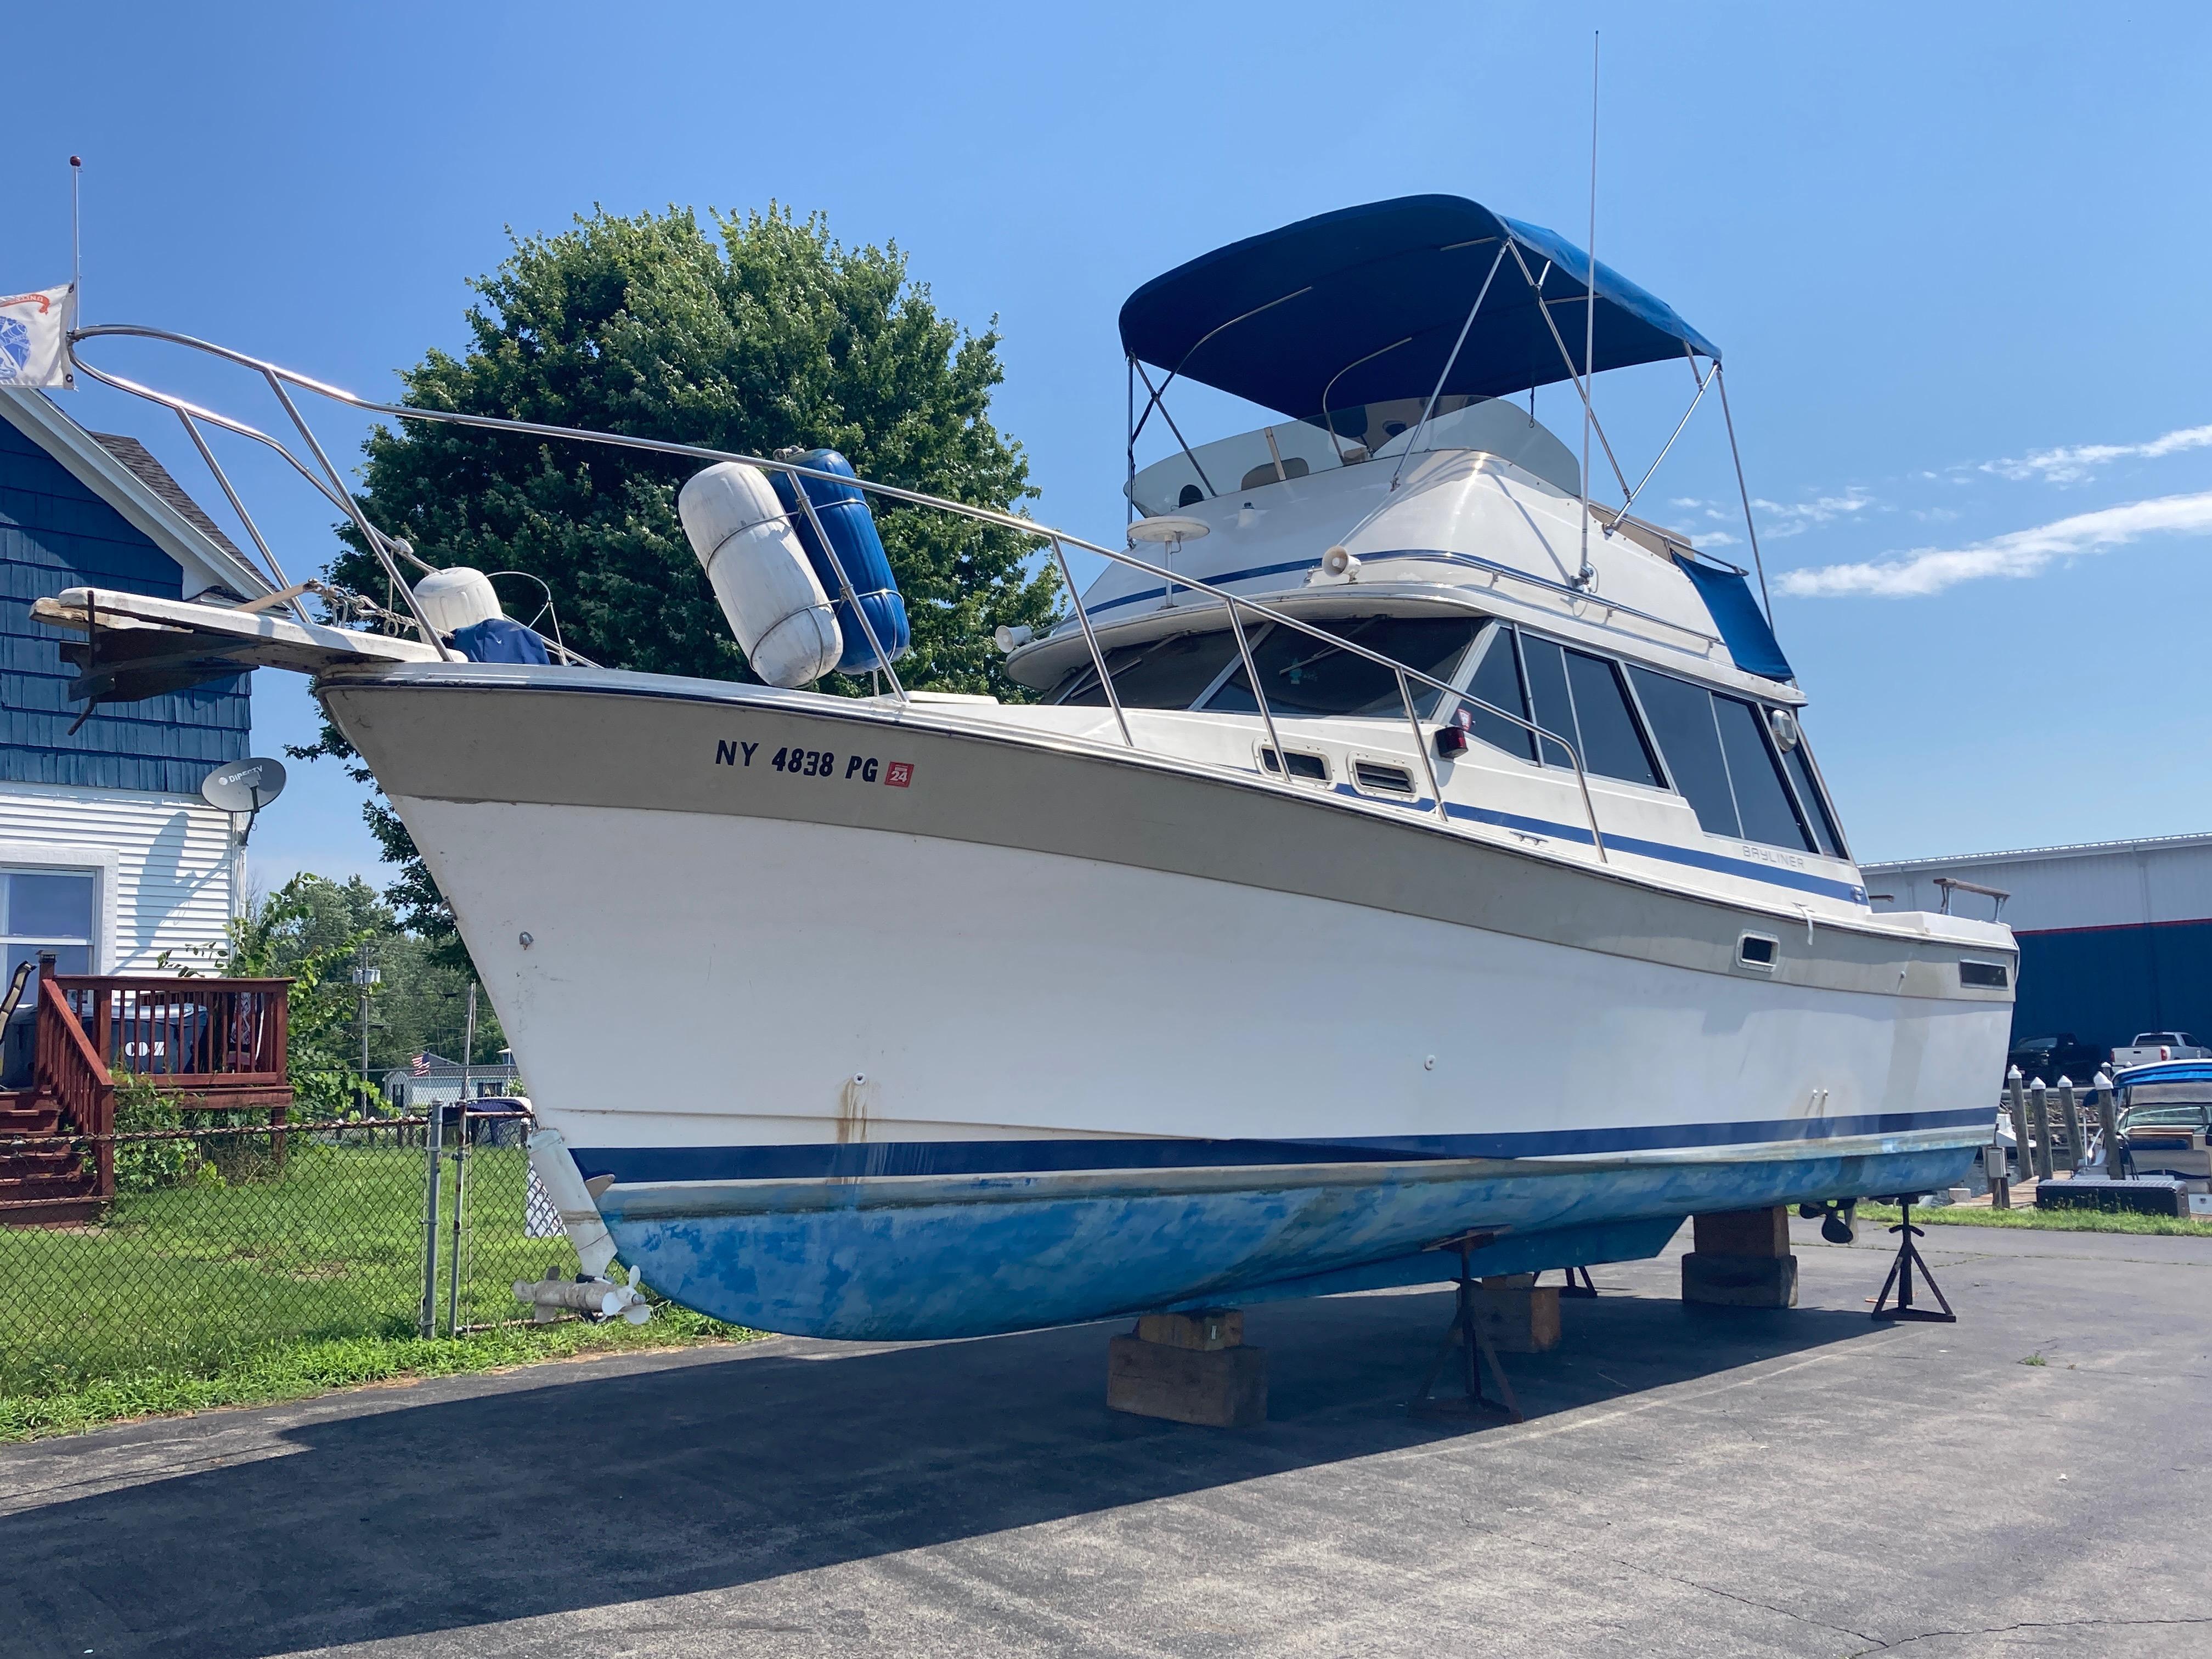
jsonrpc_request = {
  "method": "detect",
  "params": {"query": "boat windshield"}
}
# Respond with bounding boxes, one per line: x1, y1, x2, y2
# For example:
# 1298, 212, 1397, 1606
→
1127, 398, 1581, 514
1052, 617, 1483, 719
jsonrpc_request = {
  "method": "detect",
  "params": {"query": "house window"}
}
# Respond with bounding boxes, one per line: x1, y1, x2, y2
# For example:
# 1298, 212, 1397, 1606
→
2, 869, 97, 995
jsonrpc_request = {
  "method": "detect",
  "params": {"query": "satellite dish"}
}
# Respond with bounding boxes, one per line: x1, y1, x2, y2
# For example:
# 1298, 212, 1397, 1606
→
202, 757, 286, 845
202, 757, 287, 813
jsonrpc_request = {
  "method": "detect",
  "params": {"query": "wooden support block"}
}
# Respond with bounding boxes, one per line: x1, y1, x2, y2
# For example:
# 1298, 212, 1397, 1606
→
1681, 1252, 1798, 1307
1135, 1308, 1242, 1351
1692, 1206, 1791, 1257
1474, 1273, 1562, 1353
1108, 1334, 1267, 1428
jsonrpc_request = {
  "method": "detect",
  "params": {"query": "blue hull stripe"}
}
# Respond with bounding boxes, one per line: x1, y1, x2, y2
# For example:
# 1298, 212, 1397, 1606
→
578, 1108, 1990, 1186
1324, 782, 1867, 903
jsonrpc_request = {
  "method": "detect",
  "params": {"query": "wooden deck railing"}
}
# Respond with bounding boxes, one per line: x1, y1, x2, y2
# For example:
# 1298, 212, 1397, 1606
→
35, 970, 116, 1197
31, 963, 294, 1202
52, 972, 291, 1107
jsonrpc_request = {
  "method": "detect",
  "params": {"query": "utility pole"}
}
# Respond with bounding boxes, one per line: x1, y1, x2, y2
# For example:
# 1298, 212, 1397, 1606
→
351, 942, 381, 1114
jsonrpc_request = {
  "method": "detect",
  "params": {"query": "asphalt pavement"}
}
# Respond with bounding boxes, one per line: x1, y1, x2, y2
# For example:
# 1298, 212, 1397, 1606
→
4, 1218, 2208, 1658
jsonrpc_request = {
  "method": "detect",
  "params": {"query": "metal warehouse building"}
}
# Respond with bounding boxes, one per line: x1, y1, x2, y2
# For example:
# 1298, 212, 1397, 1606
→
1862, 834, 2212, 1057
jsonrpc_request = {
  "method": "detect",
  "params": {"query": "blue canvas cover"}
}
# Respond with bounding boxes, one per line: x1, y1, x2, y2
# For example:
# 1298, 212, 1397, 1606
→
1676, 559, 1792, 682
451, 616, 552, 665
2117, 1060, 2212, 1090
1118, 195, 1719, 426
770, 450, 911, 674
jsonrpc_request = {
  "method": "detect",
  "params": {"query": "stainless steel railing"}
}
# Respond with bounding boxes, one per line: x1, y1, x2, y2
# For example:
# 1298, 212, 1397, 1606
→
66, 323, 1607, 864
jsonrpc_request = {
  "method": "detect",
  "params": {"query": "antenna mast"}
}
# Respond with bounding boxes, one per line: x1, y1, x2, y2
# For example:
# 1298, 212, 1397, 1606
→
67, 155, 82, 388
1577, 33, 1598, 588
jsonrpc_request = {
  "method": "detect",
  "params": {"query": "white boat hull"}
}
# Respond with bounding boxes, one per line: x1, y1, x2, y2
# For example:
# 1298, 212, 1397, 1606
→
327, 667, 2010, 1337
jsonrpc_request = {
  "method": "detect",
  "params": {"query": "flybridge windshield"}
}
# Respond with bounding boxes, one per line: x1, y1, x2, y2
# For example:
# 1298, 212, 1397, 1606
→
1127, 398, 1581, 515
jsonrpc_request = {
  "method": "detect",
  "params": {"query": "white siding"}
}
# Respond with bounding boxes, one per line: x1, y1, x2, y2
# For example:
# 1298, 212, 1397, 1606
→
0, 781, 236, 972
1864, 834, 2212, 935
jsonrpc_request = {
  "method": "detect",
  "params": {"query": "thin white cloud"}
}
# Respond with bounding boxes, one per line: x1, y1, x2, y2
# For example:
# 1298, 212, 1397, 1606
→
1751, 488, 1875, 538
1983, 422, 2212, 485
1779, 490, 2212, 598
1699, 530, 1740, 546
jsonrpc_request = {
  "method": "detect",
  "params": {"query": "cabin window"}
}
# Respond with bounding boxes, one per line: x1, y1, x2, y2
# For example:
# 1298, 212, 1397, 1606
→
1, 868, 96, 995
1563, 649, 1663, 787
1517, 636, 1578, 769
1625, 666, 1820, 854
1713, 694, 1817, 853
1627, 666, 1740, 837
1206, 617, 1479, 719
1459, 625, 1535, 760
1050, 630, 1241, 709
1517, 634, 1662, 787
1737, 932, 1779, 969
1778, 729, 1848, 859
1959, 961, 2009, 990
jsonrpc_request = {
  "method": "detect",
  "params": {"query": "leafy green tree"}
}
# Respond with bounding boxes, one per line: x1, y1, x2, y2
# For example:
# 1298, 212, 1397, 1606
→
297, 205, 1057, 952
213, 876, 380, 1118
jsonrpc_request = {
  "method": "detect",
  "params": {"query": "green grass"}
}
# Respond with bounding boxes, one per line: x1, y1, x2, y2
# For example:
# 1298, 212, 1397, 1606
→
1858, 1199, 2212, 1236
2, 1130, 754, 1438
0, 1308, 754, 1442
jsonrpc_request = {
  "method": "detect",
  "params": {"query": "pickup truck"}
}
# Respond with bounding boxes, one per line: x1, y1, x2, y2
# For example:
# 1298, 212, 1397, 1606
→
2113, 1031, 2212, 1068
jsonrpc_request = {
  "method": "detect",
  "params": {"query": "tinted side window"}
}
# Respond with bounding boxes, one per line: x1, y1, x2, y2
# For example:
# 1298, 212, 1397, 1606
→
1207, 617, 1477, 718
1517, 635, 1578, 769
1051, 631, 1239, 708
1564, 649, 1661, 787
1779, 734, 1847, 859
1113, 631, 1240, 709
1460, 627, 1534, 760
1627, 667, 1739, 837
1714, 695, 1815, 851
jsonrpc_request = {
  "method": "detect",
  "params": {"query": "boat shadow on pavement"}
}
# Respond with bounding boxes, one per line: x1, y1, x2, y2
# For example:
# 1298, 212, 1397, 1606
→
0, 1283, 1881, 1658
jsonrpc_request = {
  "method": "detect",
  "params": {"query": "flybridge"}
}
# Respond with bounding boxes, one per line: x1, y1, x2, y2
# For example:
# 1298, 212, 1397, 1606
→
1114, 194, 1773, 648
1117, 194, 1719, 422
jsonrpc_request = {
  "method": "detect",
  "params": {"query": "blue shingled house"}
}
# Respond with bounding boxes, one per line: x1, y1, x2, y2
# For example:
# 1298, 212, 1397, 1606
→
0, 387, 272, 982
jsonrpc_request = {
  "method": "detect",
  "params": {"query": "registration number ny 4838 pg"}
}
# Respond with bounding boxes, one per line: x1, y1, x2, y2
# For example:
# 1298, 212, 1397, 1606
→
713, 738, 915, 788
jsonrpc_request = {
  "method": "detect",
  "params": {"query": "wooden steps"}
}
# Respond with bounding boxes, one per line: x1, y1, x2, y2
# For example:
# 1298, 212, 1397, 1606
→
0, 1085, 100, 1226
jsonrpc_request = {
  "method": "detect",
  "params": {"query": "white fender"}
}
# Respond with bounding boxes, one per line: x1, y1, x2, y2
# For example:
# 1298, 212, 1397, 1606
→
677, 462, 843, 687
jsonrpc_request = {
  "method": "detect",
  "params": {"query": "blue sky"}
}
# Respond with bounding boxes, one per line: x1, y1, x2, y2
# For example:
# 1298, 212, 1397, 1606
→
4, 0, 2207, 886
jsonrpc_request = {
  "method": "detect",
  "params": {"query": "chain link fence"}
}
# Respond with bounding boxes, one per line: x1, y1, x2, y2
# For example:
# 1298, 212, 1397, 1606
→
1, 1108, 585, 1400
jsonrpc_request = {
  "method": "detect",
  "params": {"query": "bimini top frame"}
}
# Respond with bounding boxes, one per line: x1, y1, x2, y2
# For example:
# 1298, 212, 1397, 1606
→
1116, 193, 1777, 627
63, 322, 1612, 862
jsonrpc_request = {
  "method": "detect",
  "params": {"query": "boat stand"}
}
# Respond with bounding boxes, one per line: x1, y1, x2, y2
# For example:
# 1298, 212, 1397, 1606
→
1543, 1264, 1599, 1299
1870, 1196, 1956, 1323
1407, 1233, 1523, 1423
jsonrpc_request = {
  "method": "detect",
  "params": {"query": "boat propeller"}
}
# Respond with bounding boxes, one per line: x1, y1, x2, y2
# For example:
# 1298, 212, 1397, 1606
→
1798, 1199, 1859, 1245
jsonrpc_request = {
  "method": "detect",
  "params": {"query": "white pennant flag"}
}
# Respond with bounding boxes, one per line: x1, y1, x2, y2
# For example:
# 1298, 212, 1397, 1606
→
0, 284, 75, 388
